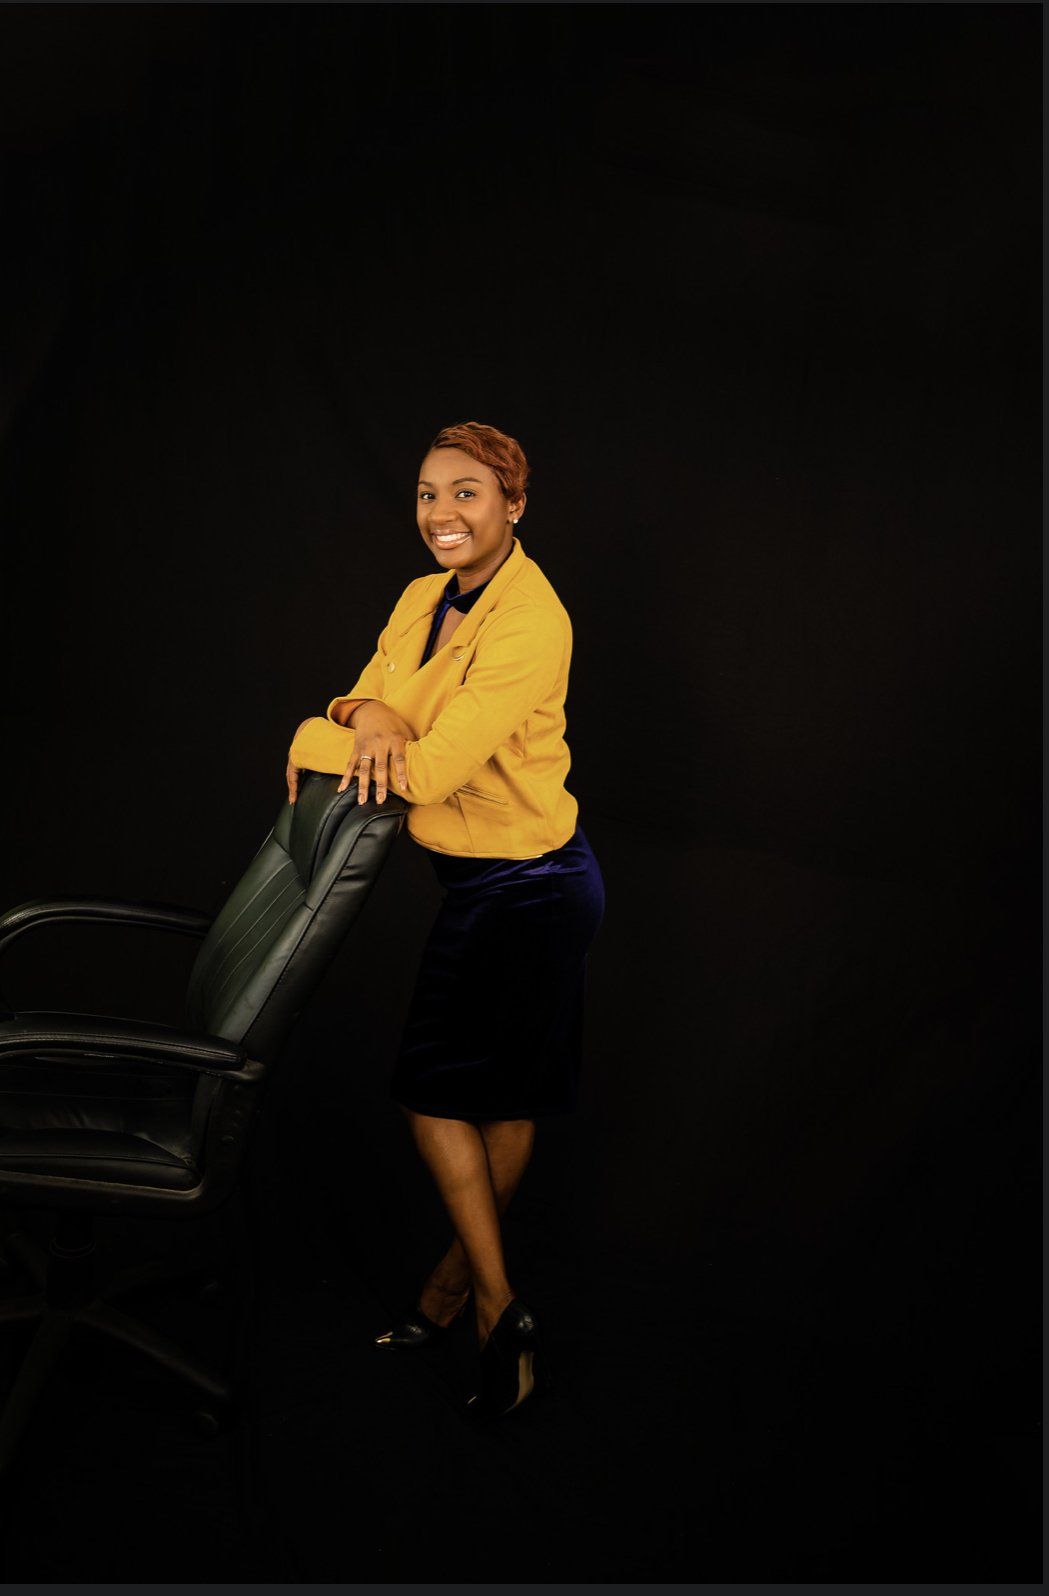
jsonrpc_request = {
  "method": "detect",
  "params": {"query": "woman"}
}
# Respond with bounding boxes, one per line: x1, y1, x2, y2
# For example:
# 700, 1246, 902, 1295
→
286, 421, 605, 1418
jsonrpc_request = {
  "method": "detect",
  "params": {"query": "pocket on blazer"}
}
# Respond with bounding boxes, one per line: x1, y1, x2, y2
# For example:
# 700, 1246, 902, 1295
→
457, 782, 509, 805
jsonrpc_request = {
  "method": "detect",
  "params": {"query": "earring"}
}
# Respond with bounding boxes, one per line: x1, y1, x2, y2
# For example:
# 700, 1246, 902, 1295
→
512, 518, 519, 524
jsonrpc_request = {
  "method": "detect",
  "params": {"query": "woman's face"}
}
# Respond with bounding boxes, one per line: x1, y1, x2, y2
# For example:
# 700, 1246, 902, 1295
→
416, 446, 524, 582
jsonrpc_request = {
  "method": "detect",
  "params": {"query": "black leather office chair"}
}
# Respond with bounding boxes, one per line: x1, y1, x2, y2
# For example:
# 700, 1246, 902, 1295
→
0, 772, 406, 1478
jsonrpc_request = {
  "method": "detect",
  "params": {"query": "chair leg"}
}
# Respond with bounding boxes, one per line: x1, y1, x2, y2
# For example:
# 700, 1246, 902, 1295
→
79, 1299, 234, 1407
0, 1210, 242, 1472
0, 1308, 75, 1479
1, 1228, 47, 1291
102, 1255, 212, 1303
0, 1293, 43, 1327
5, 1219, 226, 1307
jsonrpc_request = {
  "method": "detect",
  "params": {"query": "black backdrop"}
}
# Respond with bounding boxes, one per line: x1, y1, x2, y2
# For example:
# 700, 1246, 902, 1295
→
0, 4, 1040, 1584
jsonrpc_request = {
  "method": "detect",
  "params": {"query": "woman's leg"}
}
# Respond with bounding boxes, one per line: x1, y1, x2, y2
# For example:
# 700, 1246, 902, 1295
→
404, 1110, 535, 1346
419, 1118, 536, 1311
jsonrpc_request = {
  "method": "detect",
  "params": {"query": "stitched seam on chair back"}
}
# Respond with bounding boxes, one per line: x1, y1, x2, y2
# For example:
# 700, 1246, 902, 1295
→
203, 866, 301, 993
201, 883, 306, 1030
188, 856, 300, 1025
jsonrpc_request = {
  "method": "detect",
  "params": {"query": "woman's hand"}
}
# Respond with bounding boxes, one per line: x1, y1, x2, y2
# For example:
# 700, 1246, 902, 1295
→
337, 701, 415, 805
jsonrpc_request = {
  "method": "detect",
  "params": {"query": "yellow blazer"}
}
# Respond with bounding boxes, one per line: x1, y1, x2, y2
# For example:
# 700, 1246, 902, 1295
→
289, 536, 580, 858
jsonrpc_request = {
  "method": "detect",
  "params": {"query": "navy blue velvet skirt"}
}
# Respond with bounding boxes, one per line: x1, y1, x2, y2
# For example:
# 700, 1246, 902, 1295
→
390, 823, 606, 1121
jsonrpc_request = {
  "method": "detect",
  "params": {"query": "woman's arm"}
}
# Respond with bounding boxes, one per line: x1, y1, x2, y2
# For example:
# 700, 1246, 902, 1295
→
289, 604, 565, 806
330, 699, 373, 728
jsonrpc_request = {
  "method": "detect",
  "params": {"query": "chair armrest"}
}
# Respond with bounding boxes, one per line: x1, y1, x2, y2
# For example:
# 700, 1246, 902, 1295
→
0, 1012, 247, 1078
0, 898, 214, 959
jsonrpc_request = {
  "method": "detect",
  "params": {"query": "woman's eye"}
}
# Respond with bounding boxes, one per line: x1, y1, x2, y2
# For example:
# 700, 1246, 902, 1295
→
456, 490, 475, 499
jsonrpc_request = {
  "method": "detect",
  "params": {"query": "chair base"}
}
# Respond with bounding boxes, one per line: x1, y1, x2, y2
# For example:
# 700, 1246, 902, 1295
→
0, 1215, 244, 1480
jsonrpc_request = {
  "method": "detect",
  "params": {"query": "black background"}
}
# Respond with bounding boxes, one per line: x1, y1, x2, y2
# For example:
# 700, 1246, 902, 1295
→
0, 3, 1040, 1583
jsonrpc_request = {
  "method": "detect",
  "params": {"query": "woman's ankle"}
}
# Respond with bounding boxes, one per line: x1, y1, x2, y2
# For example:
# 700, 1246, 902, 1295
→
418, 1269, 471, 1325
425, 1274, 470, 1301
426, 1255, 472, 1297
474, 1285, 515, 1343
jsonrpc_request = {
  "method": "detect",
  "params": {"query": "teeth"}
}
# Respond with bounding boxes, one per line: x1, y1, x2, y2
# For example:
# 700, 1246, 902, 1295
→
434, 533, 469, 544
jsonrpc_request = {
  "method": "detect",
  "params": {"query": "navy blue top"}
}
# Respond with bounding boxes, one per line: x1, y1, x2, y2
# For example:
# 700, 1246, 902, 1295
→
419, 571, 494, 668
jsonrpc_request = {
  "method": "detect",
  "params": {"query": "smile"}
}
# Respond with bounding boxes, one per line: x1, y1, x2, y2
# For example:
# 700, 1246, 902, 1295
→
432, 532, 471, 547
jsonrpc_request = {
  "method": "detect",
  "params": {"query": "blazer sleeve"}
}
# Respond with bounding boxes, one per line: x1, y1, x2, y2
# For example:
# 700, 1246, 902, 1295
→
289, 604, 566, 807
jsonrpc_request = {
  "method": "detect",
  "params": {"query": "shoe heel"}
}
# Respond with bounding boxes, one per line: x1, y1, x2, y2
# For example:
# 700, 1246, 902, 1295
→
512, 1348, 535, 1410
469, 1298, 550, 1417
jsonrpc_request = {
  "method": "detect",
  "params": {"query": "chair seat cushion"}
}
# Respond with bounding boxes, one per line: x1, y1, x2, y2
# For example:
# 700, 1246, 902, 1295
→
0, 1059, 200, 1185
0, 1127, 200, 1189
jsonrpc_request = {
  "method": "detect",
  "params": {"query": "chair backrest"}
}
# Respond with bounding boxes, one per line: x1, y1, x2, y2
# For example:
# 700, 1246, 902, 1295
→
183, 774, 405, 1065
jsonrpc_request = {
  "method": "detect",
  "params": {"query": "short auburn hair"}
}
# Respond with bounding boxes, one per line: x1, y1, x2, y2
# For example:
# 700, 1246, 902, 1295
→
426, 421, 530, 503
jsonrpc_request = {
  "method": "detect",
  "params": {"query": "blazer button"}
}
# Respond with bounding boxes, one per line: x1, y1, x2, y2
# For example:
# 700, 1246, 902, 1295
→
386, 661, 396, 671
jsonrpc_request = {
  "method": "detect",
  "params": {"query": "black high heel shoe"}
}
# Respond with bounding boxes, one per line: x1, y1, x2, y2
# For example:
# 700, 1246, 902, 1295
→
465, 1298, 548, 1417
374, 1292, 470, 1349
